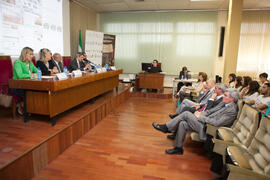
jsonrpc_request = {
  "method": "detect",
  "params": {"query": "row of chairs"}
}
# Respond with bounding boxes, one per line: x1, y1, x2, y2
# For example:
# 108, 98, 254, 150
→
0, 56, 72, 118
190, 98, 269, 179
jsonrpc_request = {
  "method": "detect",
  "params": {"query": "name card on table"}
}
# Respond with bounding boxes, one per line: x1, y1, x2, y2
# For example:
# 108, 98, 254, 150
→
96, 68, 102, 73
111, 66, 116, 70
101, 67, 107, 72
72, 70, 82, 77
56, 73, 68, 80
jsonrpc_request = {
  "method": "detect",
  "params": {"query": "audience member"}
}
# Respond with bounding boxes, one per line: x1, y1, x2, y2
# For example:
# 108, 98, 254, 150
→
228, 73, 236, 88
245, 83, 270, 110
242, 80, 260, 101
167, 84, 227, 140
239, 76, 252, 97
68, 52, 91, 72
234, 76, 242, 91
177, 66, 191, 92
152, 89, 239, 155
170, 79, 215, 118
177, 72, 207, 102
259, 72, 269, 86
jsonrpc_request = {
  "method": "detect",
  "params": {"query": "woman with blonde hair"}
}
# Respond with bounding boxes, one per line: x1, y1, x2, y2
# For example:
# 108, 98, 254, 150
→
36, 48, 58, 75
13, 47, 38, 115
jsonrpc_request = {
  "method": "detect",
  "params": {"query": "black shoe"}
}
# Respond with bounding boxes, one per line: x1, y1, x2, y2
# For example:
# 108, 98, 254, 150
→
152, 122, 168, 133
169, 114, 178, 119
167, 134, 176, 140
165, 147, 183, 155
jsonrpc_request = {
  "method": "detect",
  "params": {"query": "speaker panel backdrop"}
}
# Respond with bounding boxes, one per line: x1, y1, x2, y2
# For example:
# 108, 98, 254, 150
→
100, 11, 218, 75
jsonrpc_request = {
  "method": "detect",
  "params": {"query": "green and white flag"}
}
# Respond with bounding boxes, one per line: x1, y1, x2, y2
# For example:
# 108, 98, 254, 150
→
78, 30, 82, 52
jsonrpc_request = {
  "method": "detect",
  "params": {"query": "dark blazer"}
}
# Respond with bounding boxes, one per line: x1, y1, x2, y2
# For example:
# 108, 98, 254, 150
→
49, 60, 63, 73
36, 60, 51, 75
68, 58, 86, 72
148, 66, 162, 73
203, 97, 223, 110
179, 71, 191, 79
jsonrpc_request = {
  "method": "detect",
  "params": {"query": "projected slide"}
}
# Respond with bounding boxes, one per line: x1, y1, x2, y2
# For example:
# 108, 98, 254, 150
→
0, 0, 63, 56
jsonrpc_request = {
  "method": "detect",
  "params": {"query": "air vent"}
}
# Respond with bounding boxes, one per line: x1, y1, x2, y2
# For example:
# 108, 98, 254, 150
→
135, 0, 145, 2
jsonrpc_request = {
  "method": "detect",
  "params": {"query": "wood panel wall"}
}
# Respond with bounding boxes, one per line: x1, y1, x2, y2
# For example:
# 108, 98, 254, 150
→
70, 1, 97, 57
0, 88, 131, 180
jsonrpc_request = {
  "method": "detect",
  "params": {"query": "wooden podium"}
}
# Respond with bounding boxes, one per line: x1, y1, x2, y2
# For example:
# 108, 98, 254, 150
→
138, 72, 164, 90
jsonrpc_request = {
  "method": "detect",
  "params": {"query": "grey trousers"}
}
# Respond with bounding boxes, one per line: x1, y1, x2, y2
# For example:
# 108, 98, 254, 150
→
176, 99, 196, 114
166, 111, 205, 148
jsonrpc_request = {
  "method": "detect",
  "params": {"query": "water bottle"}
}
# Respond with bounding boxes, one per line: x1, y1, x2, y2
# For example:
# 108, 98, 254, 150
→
105, 63, 108, 70
37, 67, 42, 80
63, 66, 68, 76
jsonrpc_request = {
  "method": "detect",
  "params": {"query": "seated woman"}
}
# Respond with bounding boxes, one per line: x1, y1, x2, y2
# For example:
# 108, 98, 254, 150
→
36, 48, 58, 75
228, 73, 236, 88
239, 76, 252, 97
177, 66, 191, 92
245, 83, 270, 111
242, 81, 260, 101
13, 47, 37, 115
234, 76, 242, 91
177, 72, 207, 102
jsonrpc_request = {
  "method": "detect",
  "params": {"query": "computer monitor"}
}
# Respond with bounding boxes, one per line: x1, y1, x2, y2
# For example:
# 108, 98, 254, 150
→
141, 63, 151, 72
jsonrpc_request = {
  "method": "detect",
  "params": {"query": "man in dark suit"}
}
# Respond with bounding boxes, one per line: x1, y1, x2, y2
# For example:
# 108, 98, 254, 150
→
82, 52, 95, 68
152, 89, 239, 155
176, 83, 227, 115
68, 52, 91, 72
49, 53, 64, 73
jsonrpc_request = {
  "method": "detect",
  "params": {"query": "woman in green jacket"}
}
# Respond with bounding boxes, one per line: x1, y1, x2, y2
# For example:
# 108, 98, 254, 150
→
13, 47, 37, 115
13, 47, 37, 79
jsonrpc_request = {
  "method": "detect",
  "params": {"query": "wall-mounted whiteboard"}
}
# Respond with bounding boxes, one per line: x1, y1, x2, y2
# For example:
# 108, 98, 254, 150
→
85, 30, 104, 65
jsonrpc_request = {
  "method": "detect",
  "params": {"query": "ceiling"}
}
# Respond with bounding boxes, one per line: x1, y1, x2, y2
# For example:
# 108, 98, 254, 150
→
73, 0, 270, 13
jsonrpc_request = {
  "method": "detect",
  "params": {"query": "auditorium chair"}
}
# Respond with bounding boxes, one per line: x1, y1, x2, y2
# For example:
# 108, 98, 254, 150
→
190, 99, 244, 142
206, 99, 244, 138
63, 56, 72, 68
31, 56, 36, 66
212, 104, 260, 159
0, 56, 21, 118
225, 116, 270, 180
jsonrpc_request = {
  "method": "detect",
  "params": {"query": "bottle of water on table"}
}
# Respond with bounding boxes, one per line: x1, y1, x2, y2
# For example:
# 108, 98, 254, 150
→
37, 67, 42, 80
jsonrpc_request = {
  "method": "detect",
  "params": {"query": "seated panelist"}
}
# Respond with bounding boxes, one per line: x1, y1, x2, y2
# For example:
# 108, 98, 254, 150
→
148, 59, 162, 73
49, 53, 64, 73
13, 47, 38, 115
36, 48, 58, 75
68, 52, 91, 72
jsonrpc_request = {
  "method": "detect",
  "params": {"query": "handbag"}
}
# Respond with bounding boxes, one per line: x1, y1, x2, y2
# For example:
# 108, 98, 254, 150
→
0, 88, 12, 108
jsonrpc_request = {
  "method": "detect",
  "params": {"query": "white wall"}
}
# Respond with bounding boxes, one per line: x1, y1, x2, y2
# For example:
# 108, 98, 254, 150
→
63, 0, 71, 56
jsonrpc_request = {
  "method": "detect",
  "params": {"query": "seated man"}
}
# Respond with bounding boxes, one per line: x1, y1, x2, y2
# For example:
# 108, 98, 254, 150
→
148, 59, 162, 73
167, 84, 227, 140
179, 83, 227, 114
49, 53, 64, 73
170, 79, 215, 119
152, 89, 239, 155
68, 52, 91, 72
245, 83, 270, 111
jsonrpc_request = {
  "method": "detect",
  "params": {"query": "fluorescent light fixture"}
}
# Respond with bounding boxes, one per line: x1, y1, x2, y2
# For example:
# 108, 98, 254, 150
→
190, 0, 222, 1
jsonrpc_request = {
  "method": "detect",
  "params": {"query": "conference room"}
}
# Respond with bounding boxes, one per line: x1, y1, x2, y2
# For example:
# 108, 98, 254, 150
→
0, 0, 270, 179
